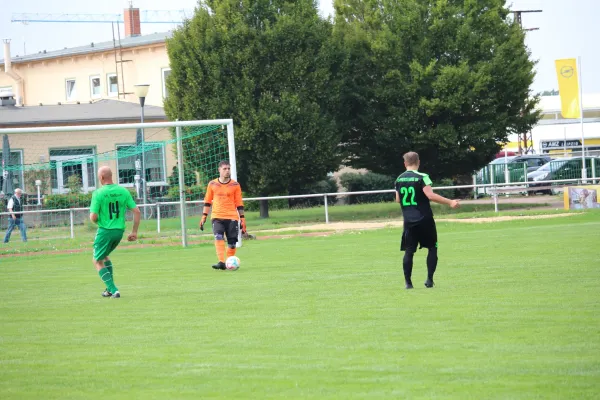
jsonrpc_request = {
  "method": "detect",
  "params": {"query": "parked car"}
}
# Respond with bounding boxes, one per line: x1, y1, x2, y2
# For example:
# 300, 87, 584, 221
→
514, 154, 553, 173
527, 156, 600, 194
482, 154, 552, 184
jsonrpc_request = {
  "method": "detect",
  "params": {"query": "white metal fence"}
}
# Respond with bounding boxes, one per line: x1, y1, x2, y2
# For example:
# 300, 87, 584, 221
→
0, 177, 593, 247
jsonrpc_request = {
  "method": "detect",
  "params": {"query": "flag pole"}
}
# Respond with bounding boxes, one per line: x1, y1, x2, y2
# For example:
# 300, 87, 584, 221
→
578, 56, 587, 181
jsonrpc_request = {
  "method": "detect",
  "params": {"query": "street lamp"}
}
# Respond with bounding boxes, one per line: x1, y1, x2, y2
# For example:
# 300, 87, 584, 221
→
35, 180, 42, 205
134, 84, 150, 219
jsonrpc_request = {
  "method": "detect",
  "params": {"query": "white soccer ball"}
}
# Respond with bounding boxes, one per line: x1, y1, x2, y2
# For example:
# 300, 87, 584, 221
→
225, 256, 240, 271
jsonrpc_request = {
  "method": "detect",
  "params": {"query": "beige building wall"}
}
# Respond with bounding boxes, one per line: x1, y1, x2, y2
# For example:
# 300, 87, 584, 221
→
8, 127, 176, 194
0, 43, 170, 108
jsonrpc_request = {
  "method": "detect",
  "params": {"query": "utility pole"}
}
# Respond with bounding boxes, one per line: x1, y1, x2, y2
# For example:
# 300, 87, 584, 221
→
513, 9, 542, 154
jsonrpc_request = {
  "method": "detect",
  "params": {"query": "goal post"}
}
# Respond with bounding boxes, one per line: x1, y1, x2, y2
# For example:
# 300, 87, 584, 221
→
0, 119, 237, 249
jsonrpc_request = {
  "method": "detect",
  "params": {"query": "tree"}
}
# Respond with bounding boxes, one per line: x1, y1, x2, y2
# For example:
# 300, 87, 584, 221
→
333, 0, 540, 181
164, 0, 343, 217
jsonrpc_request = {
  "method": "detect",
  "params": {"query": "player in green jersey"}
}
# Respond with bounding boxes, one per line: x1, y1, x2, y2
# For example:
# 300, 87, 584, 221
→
395, 152, 460, 289
89, 166, 141, 298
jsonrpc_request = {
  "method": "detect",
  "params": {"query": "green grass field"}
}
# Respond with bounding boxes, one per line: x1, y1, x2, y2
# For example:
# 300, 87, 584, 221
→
1, 212, 599, 399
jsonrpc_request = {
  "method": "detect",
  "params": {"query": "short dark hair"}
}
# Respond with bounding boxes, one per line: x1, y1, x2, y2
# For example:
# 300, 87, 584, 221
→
218, 160, 231, 168
403, 151, 419, 166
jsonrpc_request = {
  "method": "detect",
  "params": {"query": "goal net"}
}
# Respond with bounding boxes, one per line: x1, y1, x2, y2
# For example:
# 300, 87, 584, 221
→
0, 120, 235, 252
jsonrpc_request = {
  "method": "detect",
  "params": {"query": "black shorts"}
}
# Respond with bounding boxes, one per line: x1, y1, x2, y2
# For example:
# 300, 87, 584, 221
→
401, 218, 438, 252
212, 219, 239, 246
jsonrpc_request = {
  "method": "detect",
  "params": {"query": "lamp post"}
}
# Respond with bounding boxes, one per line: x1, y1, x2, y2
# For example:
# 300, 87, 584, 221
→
35, 179, 42, 205
134, 84, 150, 219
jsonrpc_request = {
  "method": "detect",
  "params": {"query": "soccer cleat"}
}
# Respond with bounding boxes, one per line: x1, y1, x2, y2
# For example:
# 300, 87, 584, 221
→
405, 282, 414, 289
424, 279, 435, 288
212, 261, 226, 270
111, 291, 121, 298
102, 289, 113, 297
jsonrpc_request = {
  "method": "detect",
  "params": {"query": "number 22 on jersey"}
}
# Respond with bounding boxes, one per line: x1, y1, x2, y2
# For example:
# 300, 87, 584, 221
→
400, 187, 417, 206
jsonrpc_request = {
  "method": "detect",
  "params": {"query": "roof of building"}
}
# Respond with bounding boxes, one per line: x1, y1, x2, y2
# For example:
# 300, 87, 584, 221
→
0, 31, 172, 66
0, 99, 167, 126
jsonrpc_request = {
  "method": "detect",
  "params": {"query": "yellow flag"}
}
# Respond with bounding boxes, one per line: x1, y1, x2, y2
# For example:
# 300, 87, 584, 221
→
555, 59, 581, 119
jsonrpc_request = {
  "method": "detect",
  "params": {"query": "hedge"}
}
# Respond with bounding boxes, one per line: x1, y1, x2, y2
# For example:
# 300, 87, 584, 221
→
339, 172, 395, 204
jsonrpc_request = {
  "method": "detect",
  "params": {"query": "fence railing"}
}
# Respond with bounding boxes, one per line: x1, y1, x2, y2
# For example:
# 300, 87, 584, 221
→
477, 158, 600, 187
0, 177, 595, 246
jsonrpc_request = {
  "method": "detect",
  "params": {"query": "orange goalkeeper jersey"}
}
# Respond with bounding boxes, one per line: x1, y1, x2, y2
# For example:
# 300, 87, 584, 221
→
203, 179, 244, 220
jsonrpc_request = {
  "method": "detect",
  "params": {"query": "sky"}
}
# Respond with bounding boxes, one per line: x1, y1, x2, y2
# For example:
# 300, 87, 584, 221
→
0, 0, 598, 94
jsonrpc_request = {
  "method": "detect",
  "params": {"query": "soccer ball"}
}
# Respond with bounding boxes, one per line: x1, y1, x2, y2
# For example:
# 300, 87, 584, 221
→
225, 256, 240, 271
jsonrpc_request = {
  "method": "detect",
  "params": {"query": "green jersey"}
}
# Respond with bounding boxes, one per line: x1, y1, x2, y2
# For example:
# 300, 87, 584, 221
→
90, 184, 137, 230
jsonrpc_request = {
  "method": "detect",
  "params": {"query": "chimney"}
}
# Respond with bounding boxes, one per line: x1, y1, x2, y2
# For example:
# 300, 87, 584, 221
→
124, 4, 141, 37
2, 39, 24, 106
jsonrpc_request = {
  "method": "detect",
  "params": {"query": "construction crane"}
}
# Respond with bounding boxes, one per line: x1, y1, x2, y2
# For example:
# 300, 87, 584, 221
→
512, 9, 542, 32
11, 10, 192, 24
10, 6, 193, 101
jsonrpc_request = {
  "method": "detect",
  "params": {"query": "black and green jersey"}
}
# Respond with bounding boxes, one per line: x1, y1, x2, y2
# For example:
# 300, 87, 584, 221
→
395, 170, 434, 226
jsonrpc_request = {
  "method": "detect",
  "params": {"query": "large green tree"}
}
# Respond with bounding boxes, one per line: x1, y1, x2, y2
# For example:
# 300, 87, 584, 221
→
164, 0, 343, 217
333, 0, 540, 181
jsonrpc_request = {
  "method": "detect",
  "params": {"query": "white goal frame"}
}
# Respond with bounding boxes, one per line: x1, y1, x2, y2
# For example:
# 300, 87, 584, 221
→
0, 119, 237, 248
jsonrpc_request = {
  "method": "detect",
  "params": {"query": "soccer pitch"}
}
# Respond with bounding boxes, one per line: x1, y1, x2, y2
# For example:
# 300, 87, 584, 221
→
1, 212, 599, 399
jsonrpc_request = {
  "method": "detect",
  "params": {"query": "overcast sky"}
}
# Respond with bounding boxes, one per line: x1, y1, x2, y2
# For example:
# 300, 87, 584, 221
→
1, 0, 598, 93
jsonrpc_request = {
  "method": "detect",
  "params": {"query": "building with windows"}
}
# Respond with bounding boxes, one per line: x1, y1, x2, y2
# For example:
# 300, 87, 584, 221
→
0, 6, 178, 196
0, 96, 171, 195
505, 94, 600, 156
0, 7, 172, 108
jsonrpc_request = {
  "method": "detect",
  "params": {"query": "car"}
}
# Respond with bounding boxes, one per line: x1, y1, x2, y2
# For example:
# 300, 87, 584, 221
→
483, 154, 552, 184
527, 156, 600, 194
513, 154, 553, 173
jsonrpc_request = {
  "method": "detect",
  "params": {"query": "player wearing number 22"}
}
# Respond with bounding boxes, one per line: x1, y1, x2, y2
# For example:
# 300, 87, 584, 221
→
395, 152, 460, 290
200, 160, 247, 270
89, 167, 141, 298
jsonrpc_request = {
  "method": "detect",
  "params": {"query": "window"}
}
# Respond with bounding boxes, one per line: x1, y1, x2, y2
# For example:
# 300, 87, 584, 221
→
527, 158, 545, 168
0, 150, 24, 192
90, 75, 101, 99
107, 73, 118, 97
161, 68, 171, 98
65, 79, 76, 101
49, 148, 96, 194
116, 143, 166, 186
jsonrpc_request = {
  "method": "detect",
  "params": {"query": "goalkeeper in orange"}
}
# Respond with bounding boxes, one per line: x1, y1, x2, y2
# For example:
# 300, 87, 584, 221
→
200, 160, 247, 270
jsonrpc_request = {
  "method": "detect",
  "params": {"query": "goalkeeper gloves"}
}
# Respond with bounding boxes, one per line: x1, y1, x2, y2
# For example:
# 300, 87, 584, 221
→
200, 214, 207, 231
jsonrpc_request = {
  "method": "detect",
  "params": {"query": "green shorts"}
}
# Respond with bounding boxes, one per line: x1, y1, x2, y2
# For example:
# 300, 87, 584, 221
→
93, 228, 124, 261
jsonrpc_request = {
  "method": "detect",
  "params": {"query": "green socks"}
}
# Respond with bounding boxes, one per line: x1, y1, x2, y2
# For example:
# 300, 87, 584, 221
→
99, 267, 118, 294
105, 260, 113, 278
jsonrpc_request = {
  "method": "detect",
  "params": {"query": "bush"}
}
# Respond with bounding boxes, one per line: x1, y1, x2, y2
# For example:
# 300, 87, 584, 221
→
288, 177, 339, 208
44, 193, 93, 209
339, 172, 395, 204
126, 187, 137, 199
168, 166, 197, 187
66, 175, 83, 193
434, 178, 458, 199
165, 185, 205, 201
24, 169, 51, 196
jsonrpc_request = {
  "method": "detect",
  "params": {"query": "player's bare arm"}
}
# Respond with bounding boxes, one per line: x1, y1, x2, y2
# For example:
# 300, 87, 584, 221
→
90, 213, 99, 223
128, 207, 141, 241
423, 185, 460, 209
395, 191, 400, 203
